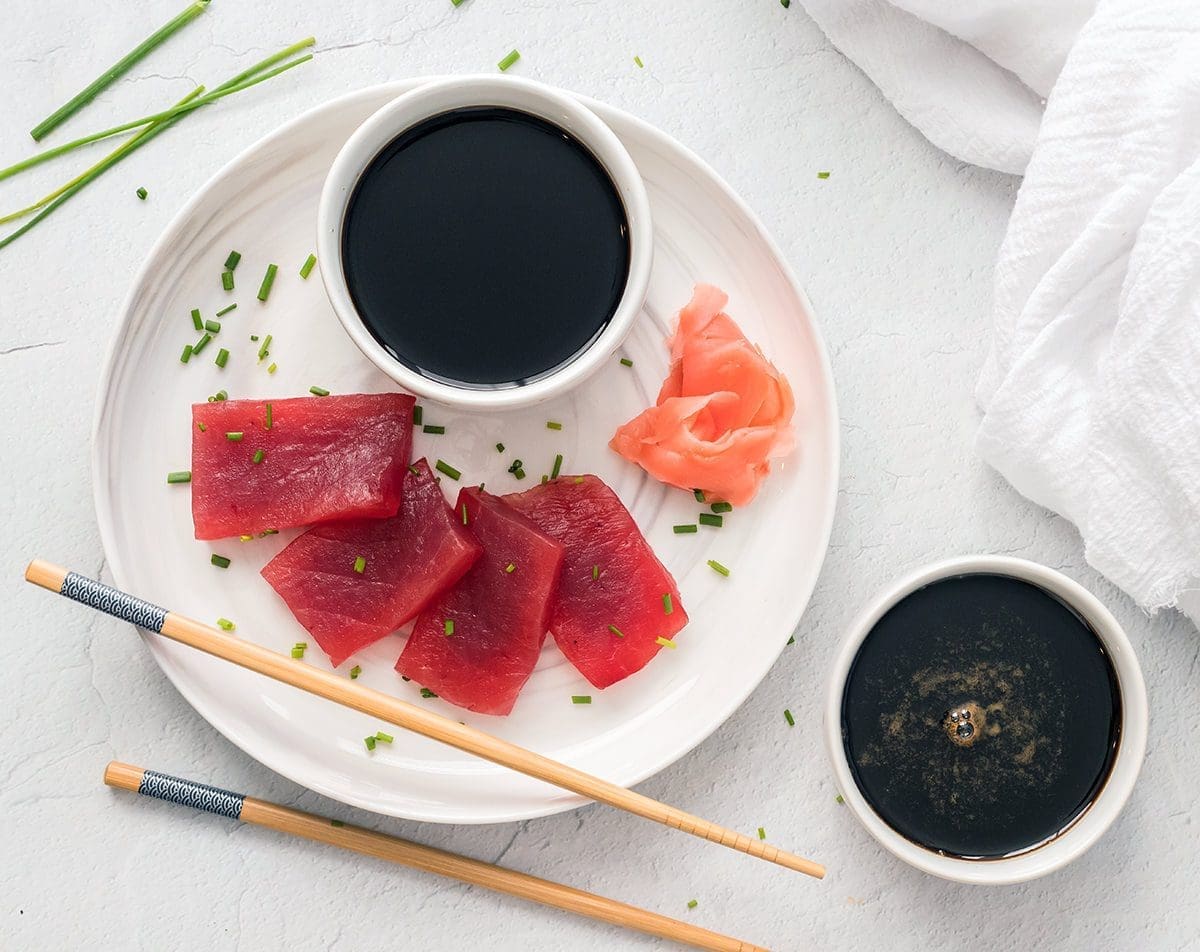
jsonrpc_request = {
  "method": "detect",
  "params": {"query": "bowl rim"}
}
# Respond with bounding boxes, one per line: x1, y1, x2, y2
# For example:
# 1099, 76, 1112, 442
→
315, 74, 653, 412
823, 555, 1148, 885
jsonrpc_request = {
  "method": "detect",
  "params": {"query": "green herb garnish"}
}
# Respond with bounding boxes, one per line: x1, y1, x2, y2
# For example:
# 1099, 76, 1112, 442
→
180, 344, 193, 364
497, 49, 521, 72
662, 593, 673, 614
204, 320, 221, 334
257, 264, 278, 302
299, 253, 317, 279
435, 459, 462, 480
787, 635, 795, 646
817, 170, 830, 179
412, 405, 423, 426
656, 637, 677, 649
835, 794, 844, 805
710, 502, 732, 514
420, 687, 437, 699
707, 559, 731, 577
783, 709, 795, 727
215, 303, 236, 317
619, 357, 633, 367
444, 619, 455, 637
136, 186, 148, 200
192, 332, 212, 355
216, 617, 235, 631
309, 386, 330, 397
364, 735, 376, 751
505, 563, 516, 573
267, 362, 277, 374
210, 553, 230, 568
225, 431, 244, 441
546, 420, 562, 431
251, 448, 264, 464
423, 424, 445, 435
224, 250, 241, 271
215, 348, 229, 368
264, 402, 273, 430
698, 513, 723, 528
550, 453, 563, 480
349, 665, 362, 679
634, 55, 644, 68
673, 524, 697, 534
495, 442, 505, 453
693, 489, 706, 503
221, 270, 234, 291
375, 731, 394, 744
190, 307, 203, 330
353, 556, 366, 574
166, 470, 191, 484
757, 827, 766, 840
608, 624, 624, 638
687, 900, 698, 910
572, 695, 592, 705
461, 503, 469, 525
292, 642, 307, 659
257, 334, 272, 361
592, 564, 600, 581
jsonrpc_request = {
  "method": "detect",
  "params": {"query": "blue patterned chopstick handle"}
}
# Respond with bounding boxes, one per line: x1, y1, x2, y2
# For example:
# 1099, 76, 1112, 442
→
60, 571, 167, 633
137, 769, 246, 820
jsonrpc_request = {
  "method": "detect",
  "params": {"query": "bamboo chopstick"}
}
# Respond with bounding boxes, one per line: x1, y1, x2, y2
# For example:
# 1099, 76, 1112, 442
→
104, 761, 769, 952
27, 560, 824, 880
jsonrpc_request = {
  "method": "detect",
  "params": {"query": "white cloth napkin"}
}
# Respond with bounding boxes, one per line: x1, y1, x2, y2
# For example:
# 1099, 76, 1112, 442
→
803, 0, 1200, 624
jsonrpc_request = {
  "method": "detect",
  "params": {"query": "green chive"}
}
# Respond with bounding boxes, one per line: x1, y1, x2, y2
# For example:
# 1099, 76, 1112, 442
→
507, 458, 523, 475
267, 362, 277, 375
197, 422, 206, 432
634, 55, 644, 68
191, 307, 203, 330
784, 709, 795, 727
608, 624, 624, 638
204, 320, 221, 334
757, 827, 766, 840
210, 553, 230, 568
444, 619, 455, 636
420, 687, 437, 699
710, 502, 733, 514
693, 489, 706, 503
495, 442, 505, 453
619, 357, 633, 367
299, 253, 317, 279
787, 635, 795, 646
461, 503, 469, 525
216, 617, 235, 631
573, 476, 584, 484
571, 695, 592, 704
257, 263, 278, 301
435, 459, 462, 480
423, 424, 445, 435
239, 535, 253, 542
309, 385, 330, 397
259, 529, 278, 536
592, 564, 600, 580
250, 334, 258, 341
349, 665, 361, 679
412, 405, 423, 425
215, 348, 229, 368
673, 524, 697, 534
293, 641, 307, 655
192, 333, 212, 355
497, 49, 520, 71
331, 819, 345, 827
505, 563, 516, 574
136, 186, 148, 200
687, 900, 698, 910
251, 448, 264, 464
698, 513, 723, 528
264, 402, 273, 429
29, 0, 212, 141
224, 250, 241, 271
662, 593, 673, 614
546, 421, 562, 431
817, 170, 830, 179
375, 731, 394, 743
656, 637, 677, 649
551, 454, 563, 480
225, 431, 244, 441
180, 344, 193, 364
166, 470, 191, 484
513, 469, 526, 480
216, 302, 236, 317
212, 389, 227, 401
364, 735, 376, 751
353, 555, 366, 574
221, 270, 234, 291
407, 463, 420, 476
541, 475, 549, 484
257, 334, 272, 360
707, 559, 731, 577
836, 794, 845, 805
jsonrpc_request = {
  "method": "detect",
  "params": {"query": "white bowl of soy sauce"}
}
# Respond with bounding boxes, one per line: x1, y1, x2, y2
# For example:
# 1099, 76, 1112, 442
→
316, 75, 653, 411
825, 556, 1148, 885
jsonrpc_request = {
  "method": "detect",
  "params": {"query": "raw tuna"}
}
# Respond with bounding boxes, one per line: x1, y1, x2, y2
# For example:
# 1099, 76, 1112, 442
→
610, 284, 794, 506
260, 459, 482, 667
505, 475, 688, 689
192, 392, 414, 539
396, 488, 565, 715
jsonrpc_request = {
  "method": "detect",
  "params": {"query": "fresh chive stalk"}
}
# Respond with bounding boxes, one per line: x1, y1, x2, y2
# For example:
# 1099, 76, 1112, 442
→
224, 250, 241, 271
495, 442, 505, 453
497, 49, 521, 72
251, 449, 264, 464
784, 709, 795, 727
698, 513, 723, 528
166, 470, 191, 484
364, 735, 376, 750
215, 303, 236, 317
353, 556, 366, 574
423, 424, 445, 435
221, 270, 234, 291
412, 405, 423, 426
551, 454, 563, 479
693, 489, 706, 503
619, 357, 633, 367
257, 264, 278, 302
592, 564, 599, 580
179, 344, 193, 364
707, 559, 731, 577
375, 731, 393, 744
817, 170, 830, 179
216, 617, 235, 631
210, 553, 230, 568
444, 619, 455, 636
420, 687, 437, 699
215, 348, 229, 368
546, 420, 562, 431
662, 592, 673, 614
309, 386, 330, 397
257, 334, 272, 360
505, 563, 516, 573
299, 253, 317, 278
634, 55, 644, 68
192, 332, 212, 355
136, 186, 148, 200
608, 624, 624, 638
571, 695, 592, 704
710, 502, 733, 514
190, 307, 203, 330
757, 827, 766, 840
656, 637, 677, 649
225, 431, 244, 442
435, 459, 462, 481
349, 665, 362, 679
205, 320, 221, 333
673, 524, 697, 534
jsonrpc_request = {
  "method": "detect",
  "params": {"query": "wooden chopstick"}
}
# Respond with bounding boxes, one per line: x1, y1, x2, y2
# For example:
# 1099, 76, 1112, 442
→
104, 761, 769, 952
27, 560, 824, 880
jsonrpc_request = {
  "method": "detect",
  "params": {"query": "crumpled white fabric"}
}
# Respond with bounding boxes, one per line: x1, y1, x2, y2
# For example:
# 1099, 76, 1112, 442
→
803, 0, 1200, 624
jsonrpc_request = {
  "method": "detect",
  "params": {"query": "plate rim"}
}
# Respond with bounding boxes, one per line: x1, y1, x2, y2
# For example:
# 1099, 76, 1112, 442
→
91, 77, 841, 823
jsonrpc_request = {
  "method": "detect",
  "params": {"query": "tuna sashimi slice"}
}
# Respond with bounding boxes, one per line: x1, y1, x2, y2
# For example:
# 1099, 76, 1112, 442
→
396, 488, 565, 715
505, 475, 688, 689
260, 459, 482, 667
192, 392, 414, 540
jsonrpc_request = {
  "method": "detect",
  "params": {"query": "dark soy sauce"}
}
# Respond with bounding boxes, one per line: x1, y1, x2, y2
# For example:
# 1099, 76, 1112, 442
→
341, 107, 630, 389
841, 573, 1121, 859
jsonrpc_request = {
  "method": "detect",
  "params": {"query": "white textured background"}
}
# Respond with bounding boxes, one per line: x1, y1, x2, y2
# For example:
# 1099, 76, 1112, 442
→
1, 2, 1195, 950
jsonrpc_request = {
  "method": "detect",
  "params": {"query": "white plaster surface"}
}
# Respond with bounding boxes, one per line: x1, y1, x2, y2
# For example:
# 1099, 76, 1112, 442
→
0, 2, 1195, 950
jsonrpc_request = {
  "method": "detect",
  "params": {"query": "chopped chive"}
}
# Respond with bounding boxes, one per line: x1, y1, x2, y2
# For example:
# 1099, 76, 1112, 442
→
592, 564, 600, 580
707, 559, 731, 577
634, 55, 644, 68
541, 475, 549, 484
259, 529, 278, 536
166, 470, 191, 484
292, 641, 307, 655
192, 333, 212, 355
349, 665, 362, 679
698, 513, 723, 528
423, 424, 445, 435
781, 0, 790, 6
757, 827, 766, 840
435, 459, 462, 481
330, 819, 345, 827
196, 422, 206, 432
135, 186, 148, 200
608, 624, 625, 638
205, 320, 221, 334
461, 503, 469, 525
571, 695, 592, 705
364, 735, 376, 751
412, 405, 423, 426
239, 535, 252, 542
264, 402, 273, 429
309, 385, 330, 397
656, 637, 677, 649
250, 334, 258, 341
375, 731, 394, 743
251, 448, 264, 464
225, 431, 244, 442
299, 253, 317, 279
817, 170, 830, 179
507, 458, 523, 474
673, 524, 697, 534
452, 0, 465, 5
787, 635, 795, 646
551, 454, 563, 479
687, 900, 698, 910
408, 463, 420, 476
505, 563, 515, 574
497, 49, 520, 71
257, 334, 272, 360
710, 502, 733, 514
693, 489, 706, 503
211, 389, 227, 402
224, 250, 241, 271
573, 476, 584, 484
180, 343, 193, 364
221, 270, 234, 291
836, 794, 845, 805
216, 617, 235, 631
257, 263, 278, 301
495, 442, 505, 453
444, 619, 455, 636
546, 420, 562, 431
191, 307, 203, 330
784, 709, 795, 727
210, 553, 230, 568
216, 302, 236, 317
215, 348, 229, 368
420, 687, 437, 699
353, 555, 366, 574
662, 592, 673, 614
267, 362, 277, 374
619, 356, 633, 367
513, 469, 526, 480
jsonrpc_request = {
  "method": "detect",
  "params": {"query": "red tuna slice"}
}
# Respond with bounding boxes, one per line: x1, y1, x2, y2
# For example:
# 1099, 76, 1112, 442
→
504, 475, 688, 689
192, 392, 414, 539
396, 488, 565, 715
260, 459, 482, 667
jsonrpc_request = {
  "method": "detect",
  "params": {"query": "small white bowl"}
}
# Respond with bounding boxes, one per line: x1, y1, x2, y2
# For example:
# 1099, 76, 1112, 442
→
825, 555, 1148, 885
316, 75, 653, 412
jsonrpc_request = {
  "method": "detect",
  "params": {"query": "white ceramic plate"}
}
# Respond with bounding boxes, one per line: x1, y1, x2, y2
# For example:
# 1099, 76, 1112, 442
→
93, 80, 839, 823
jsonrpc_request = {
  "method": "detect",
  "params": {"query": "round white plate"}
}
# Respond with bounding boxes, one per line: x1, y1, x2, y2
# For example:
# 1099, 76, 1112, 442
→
93, 80, 839, 823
